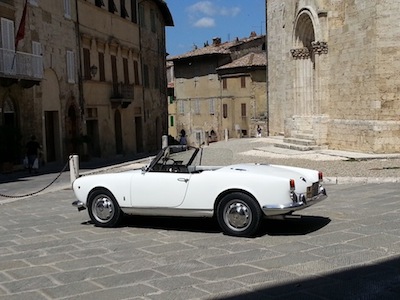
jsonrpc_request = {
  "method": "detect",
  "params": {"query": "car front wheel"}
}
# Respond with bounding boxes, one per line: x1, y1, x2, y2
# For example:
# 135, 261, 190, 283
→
217, 192, 262, 237
88, 189, 122, 227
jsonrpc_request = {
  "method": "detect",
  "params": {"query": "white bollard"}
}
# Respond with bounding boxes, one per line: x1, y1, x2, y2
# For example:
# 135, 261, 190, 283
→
69, 154, 79, 184
225, 129, 228, 142
162, 135, 168, 149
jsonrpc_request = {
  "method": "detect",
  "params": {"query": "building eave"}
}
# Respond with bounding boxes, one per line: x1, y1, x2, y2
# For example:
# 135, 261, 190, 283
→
153, 0, 174, 26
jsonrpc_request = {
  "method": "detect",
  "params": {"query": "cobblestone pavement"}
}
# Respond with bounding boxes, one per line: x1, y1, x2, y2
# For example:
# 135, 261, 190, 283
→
0, 137, 400, 299
0, 184, 400, 299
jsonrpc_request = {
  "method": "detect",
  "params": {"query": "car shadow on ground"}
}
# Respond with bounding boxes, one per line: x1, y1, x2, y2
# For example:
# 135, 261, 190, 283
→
259, 215, 331, 236
82, 215, 331, 237
120, 215, 222, 234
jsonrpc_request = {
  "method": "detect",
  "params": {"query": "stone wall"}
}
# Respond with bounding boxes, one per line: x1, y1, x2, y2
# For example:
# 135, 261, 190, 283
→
267, 0, 400, 153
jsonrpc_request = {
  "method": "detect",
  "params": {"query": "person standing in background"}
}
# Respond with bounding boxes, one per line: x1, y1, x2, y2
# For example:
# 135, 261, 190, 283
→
180, 129, 187, 145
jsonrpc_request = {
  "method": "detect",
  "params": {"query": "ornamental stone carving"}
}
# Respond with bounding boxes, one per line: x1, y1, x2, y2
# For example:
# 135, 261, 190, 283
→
311, 41, 328, 55
290, 47, 310, 59
290, 41, 328, 59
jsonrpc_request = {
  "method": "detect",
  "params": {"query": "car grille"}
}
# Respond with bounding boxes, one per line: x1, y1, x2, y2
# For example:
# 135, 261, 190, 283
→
306, 182, 319, 199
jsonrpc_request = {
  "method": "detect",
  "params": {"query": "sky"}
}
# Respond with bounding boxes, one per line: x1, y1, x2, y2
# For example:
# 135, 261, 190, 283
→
165, 0, 266, 57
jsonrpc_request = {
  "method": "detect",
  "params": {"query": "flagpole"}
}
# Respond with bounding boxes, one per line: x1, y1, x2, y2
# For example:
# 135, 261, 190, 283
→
13, 0, 28, 70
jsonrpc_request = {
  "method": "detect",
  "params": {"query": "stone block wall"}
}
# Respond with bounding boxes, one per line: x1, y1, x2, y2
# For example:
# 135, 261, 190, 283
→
267, 0, 400, 153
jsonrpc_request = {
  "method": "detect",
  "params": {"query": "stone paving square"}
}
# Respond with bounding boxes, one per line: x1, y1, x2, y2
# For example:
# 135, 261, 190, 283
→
0, 176, 400, 300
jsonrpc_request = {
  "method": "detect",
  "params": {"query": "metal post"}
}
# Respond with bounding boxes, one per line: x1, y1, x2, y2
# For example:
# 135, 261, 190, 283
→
225, 128, 228, 141
69, 154, 79, 184
162, 135, 168, 149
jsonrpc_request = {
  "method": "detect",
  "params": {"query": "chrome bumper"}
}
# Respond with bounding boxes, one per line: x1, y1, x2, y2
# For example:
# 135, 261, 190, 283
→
72, 200, 86, 211
262, 186, 327, 216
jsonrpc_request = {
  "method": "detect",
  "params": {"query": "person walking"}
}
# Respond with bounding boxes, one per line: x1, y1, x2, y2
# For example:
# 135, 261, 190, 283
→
256, 125, 262, 138
26, 135, 41, 173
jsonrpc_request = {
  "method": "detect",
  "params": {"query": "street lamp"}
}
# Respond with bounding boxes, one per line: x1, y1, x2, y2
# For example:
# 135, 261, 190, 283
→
90, 65, 98, 78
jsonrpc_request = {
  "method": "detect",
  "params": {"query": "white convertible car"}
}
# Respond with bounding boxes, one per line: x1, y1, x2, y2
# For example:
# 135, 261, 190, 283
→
72, 145, 327, 237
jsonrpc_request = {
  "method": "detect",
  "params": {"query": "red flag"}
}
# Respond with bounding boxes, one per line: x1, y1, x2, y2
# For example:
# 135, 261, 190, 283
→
15, 0, 28, 49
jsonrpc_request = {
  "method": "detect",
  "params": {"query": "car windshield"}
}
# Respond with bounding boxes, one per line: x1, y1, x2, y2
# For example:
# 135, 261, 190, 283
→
146, 145, 233, 173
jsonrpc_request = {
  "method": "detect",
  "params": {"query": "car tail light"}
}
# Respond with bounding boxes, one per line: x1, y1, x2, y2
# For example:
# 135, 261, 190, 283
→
318, 171, 323, 182
290, 179, 295, 191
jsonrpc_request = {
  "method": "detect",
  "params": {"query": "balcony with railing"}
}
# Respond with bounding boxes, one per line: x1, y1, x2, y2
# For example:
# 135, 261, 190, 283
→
110, 82, 134, 108
0, 48, 43, 84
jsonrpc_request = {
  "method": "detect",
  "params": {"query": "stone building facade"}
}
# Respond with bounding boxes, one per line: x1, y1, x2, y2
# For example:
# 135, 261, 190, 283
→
267, 0, 400, 153
169, 34, 266, 145
78, 0, 173, 157
1, 0, 77, 170
0, 0, 172, 171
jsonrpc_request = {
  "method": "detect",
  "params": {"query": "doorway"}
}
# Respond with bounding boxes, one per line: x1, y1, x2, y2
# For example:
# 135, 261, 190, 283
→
44, 111, 60, 162
135, 116, 143, 153
0, 97, 20, 164
66, 105, 79, 154
86, 119, 101, 157
115, 110, 123, 154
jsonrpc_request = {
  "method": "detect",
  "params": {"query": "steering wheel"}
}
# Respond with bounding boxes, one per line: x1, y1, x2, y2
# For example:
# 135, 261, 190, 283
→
163, 158, 176, 165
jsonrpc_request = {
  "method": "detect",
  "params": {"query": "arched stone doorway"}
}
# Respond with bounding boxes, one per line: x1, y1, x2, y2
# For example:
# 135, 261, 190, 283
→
42, 69, 62, 162
292, 11, 315, 117
0, 96, 20, 164
289, 7, 328, 145
114, 110, 123, 154
1, 96, 17, 127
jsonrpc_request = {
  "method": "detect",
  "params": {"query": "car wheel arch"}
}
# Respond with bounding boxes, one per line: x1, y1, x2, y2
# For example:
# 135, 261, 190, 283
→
214, 188, 258, 214
87, 187, 113, 203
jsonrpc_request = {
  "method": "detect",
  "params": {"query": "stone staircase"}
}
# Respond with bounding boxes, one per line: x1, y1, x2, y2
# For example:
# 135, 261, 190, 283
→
274, 131, 327, 151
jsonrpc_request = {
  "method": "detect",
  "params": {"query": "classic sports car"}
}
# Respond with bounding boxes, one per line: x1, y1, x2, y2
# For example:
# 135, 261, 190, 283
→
72, 145, 327, 237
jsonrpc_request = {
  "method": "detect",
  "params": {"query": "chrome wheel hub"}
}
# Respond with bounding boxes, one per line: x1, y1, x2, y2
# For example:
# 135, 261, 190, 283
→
92, 196, 114, 223
224, 201, 252, 231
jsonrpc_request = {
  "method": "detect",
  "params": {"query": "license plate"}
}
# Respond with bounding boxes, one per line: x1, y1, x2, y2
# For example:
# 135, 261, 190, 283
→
307, 182, 319, 198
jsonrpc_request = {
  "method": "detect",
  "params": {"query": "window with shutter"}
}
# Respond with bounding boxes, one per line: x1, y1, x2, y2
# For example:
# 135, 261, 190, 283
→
66, 50, 75, 83
32, 41, 42, 78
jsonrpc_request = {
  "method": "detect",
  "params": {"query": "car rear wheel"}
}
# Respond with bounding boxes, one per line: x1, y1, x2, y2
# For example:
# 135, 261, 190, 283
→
217, 192, 262, 237
88, 189, 122, 227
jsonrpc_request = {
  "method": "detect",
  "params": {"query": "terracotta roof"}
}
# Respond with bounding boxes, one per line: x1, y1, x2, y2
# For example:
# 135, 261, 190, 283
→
168, 35, 265, 61
167, 44, 231, 60
217, 52, 266, 70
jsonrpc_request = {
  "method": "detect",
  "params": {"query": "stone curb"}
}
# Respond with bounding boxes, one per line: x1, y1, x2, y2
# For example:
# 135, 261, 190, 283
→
324, 176, 400, 185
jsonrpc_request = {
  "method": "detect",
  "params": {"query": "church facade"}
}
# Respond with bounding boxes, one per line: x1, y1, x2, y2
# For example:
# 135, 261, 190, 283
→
267, 0, 400, 153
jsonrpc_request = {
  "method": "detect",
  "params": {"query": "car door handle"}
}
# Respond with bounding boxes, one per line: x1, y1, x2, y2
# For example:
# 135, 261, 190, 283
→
178, 178, 189, 183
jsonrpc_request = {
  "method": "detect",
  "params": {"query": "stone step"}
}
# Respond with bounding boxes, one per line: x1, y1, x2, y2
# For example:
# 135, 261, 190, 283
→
274, 142, 326, 152
292, 133, 315, 140
274, 143, 319, 151
283, 137, 316, 146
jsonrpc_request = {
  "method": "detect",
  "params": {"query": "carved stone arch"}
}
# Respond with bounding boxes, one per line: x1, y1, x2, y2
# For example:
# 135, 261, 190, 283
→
293, 7, 322, 44
288, 5, 328, 145
291, 7, 318, 117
